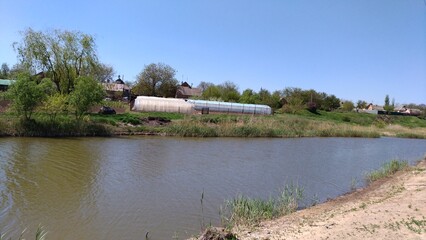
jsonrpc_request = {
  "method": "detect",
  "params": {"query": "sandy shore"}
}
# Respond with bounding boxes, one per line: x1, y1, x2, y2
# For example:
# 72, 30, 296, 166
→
233, 159, 426, 240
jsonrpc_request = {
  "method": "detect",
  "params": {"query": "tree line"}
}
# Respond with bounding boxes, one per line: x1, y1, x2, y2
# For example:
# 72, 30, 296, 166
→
1, 28, 424, 119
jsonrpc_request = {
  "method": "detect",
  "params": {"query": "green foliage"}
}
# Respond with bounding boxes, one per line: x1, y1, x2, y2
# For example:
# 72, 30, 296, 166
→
282, 95, 305, 114
68, 76, 105, 120
357, 100, 368, 109
0, 63, 10, 79
13, 115, 111, 137
133, 63, 178, 97
218, 81, 240, 102
7, 73, 49, 120
239, 88, 258, 104
281, 87, 342, 112
14, 28, 99, 93
40, 93, 69, 121
365, 160, 408, 183
384, 94, 394, 112
202, 85, 222, 100
341, 100, 355, 112
385, 95, 390, 107
278, 183, 304, 215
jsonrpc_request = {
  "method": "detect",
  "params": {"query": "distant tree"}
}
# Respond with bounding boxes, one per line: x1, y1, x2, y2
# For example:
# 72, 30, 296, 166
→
92, 63, 115, 82
270, 90, 283, 109
8, 63, 28, 79
239, 89, 258, 104
304, 89, 324, 111
7, 73, 49, 120
202, 85, 222, 100
384, 94, 394, 112
133, 63, 178, 97
282, 95, 304, 114
341, 100, 355, 112
218, 81, 240, 102
322, 95, 341, 111
197, 81, 214, 92
14, 28, 99, 93
0, 63, 10, 79
356, 100, 368, 109
256, 88, 282, 109
68, 76, 105, 120
257, 88, 271, 103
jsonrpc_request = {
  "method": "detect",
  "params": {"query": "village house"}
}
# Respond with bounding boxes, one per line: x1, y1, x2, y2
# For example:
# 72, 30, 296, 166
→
102, 76, 131, 101
361, 103, 386, 114
175, 82, 202, 99
394, 106, 422, 116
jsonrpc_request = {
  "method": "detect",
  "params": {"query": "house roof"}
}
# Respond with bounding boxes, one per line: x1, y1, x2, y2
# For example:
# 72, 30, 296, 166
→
367, 103, 384, 111
176, 86, 202, 97
0, 79, 15, 86
102, 83, 130, 92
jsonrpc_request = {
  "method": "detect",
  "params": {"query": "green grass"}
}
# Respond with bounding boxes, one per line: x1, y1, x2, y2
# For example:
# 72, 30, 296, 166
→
221, 183, 304, 227
1, 103, 425, 138
164, 113, 381, 138
0, 113, 112, 137
293, 110, 426, 128
0, 226, 47, 240
395, 132, 426, 139
365, 160, 409, 183
294, 110, 378, 126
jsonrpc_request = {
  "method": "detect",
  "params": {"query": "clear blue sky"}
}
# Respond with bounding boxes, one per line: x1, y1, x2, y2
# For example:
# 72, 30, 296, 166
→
1, 0, 425, 105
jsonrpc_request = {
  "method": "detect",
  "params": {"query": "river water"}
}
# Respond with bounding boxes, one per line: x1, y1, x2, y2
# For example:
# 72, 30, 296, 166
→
0, 137, 425, 239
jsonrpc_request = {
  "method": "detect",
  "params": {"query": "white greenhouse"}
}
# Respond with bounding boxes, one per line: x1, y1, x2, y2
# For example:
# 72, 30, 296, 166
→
131, 96, 194, 114
131, 96, 273, 115
186, 99, 272, 115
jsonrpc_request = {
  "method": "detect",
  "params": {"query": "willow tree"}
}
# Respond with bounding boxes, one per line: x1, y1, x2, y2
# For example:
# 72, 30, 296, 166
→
13, 28, 99, 93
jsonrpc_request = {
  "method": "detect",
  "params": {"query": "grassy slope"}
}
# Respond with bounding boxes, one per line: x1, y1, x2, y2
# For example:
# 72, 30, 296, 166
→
1, 108, 425, 138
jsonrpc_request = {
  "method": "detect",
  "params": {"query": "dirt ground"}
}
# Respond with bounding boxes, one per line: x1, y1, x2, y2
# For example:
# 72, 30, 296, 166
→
234, 159, 426, 240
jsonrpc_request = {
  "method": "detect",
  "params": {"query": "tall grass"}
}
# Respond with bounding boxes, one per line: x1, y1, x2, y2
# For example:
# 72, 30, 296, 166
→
165, 114, 381, 138
365, 160, 408, 183
8, 115, 112, 137
221, 183, 304, 227
0, 226, 47, 240
1, 108, 424, 138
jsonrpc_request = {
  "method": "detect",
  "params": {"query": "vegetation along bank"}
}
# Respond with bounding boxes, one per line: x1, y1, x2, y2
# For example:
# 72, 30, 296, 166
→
0, 28, 425, 138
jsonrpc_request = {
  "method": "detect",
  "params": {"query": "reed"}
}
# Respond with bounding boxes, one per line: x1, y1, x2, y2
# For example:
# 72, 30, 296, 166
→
365, 160, 408, 183
0, 226, 47, 240
222, 183, 304, 227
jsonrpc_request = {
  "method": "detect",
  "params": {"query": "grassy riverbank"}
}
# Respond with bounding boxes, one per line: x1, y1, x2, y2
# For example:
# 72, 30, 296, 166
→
195, 159, 426, 239
221, 160, 408, 229
231, 158, 426, 240
0, 109, 425, 138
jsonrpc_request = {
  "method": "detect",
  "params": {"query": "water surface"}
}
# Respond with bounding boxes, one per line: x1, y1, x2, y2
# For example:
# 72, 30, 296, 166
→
0, 137, 425, 239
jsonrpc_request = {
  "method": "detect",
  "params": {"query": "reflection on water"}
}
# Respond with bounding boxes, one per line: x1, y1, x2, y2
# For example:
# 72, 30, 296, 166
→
0, 137, 425, 239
